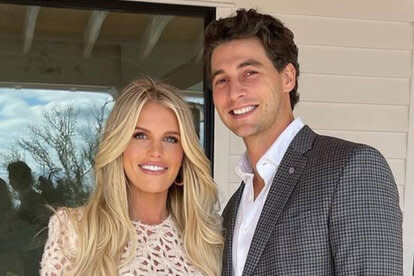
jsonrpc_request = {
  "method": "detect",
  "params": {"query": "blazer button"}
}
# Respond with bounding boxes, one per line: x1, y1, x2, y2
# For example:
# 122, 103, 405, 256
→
288, 167, 295, 174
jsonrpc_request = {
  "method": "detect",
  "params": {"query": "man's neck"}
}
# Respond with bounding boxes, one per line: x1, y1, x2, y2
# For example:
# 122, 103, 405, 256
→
244, 116, 294, 198
244, 117, 294, 169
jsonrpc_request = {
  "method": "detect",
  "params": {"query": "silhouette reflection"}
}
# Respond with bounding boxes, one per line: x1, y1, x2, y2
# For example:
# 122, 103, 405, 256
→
0, 161, 89, 275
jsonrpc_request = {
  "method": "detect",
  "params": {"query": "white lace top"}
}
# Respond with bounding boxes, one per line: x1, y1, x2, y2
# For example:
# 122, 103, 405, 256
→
40, 210, 203, 275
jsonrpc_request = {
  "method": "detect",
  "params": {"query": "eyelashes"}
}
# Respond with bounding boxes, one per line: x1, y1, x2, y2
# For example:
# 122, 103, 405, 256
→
133, 131, 179, 144
213, 70, 259, 88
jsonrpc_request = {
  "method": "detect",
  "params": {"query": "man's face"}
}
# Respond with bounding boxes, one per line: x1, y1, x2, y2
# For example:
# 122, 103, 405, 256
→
210, 37, 294, 141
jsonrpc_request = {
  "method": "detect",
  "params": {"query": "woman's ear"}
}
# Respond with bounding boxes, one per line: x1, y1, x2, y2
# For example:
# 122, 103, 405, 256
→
281, 63, 296, 94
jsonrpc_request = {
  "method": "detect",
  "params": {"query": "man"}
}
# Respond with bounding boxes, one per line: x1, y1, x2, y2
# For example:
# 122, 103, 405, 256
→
204, 9, 403, 275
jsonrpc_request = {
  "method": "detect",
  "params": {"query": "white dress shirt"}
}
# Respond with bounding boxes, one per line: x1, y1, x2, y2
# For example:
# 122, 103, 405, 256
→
232, 118, 304, 276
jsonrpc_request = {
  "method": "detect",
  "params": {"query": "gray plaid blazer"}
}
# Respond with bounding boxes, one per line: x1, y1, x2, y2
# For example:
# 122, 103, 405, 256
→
222, 126, 403, 276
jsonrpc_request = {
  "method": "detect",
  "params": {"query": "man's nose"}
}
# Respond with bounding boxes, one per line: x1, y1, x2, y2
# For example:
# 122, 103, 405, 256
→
229, 80, 247, 101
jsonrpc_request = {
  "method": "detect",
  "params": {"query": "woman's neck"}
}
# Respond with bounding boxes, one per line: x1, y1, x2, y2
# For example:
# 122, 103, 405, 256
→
128, 190, 169, 225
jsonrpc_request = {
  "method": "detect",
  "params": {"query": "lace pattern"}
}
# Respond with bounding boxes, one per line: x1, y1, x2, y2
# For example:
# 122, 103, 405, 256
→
40, 211, 76, 275
40, 211, 202, 275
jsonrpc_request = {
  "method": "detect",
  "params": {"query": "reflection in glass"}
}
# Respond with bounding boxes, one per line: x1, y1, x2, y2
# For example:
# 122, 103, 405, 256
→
0, 2, 206, 274
0, 88, 113, 275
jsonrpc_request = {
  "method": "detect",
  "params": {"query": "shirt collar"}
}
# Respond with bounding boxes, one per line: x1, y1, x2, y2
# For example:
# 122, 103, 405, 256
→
235, 117, 305, 184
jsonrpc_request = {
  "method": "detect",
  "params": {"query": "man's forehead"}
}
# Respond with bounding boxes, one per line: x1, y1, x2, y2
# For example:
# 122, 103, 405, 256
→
211, 39, 267, 66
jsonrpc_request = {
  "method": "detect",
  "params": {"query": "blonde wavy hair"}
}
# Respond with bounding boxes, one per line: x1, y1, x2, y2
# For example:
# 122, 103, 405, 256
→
61, 77, 223, 275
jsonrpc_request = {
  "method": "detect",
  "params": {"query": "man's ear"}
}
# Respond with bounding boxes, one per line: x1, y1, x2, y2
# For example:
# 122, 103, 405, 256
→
281, 63, 296, 94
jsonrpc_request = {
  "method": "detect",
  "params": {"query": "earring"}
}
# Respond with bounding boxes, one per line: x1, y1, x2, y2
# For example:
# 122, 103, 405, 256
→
174, 168, 184, 186
174, 179, 183, 186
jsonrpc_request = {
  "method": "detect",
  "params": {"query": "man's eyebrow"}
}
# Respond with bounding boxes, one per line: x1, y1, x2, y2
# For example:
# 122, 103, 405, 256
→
211, 69, 224, 81
237, 59, 263, 68
211, 59, 263, 81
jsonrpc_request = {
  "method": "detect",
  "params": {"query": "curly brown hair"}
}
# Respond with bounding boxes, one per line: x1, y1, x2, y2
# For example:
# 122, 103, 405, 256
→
204, 8, 300, 109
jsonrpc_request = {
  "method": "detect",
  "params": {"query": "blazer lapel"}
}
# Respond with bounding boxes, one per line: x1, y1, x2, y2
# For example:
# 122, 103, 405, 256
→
242, 126, 317, 276
222, 182, 245, 276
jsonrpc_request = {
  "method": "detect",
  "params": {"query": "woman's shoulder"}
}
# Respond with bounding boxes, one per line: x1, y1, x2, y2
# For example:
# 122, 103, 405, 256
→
47, 207, 84, 247
40, 208, 84, 275
49, 207, 82, 227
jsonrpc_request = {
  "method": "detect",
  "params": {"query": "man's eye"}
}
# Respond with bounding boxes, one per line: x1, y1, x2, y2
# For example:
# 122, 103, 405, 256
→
215, 78, 227, 86
245, 71, 258, 77
133, 132, 147, 139
164, 136, 178, 143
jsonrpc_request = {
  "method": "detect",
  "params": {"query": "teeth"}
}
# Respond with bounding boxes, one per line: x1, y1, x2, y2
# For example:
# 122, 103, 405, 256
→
233, 105, 255, 115
140, 165, 165, 171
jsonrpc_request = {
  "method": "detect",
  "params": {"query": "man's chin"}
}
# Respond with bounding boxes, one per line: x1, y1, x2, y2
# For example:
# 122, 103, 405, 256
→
231, 126, 257, 139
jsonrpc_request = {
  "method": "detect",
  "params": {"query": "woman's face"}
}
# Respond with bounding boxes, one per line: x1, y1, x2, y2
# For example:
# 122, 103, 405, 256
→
123, 101, 184, 199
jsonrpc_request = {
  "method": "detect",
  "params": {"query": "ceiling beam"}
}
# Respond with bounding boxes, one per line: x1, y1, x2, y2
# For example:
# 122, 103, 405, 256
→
193, 32, 204, 64
139, 15, 173, 59
83, 10, 108, 57
23, 6, 40, 54
161, 55, 202, 89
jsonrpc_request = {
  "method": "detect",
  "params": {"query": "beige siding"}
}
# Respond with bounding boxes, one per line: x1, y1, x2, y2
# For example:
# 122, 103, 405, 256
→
237, 0, 414, 21
403, 26, 414, 276
317, 130, 407, 159
300, 46, 411, 77
279, 15, 413, 49
295, 103, 408, 131
300, 74, 410, 105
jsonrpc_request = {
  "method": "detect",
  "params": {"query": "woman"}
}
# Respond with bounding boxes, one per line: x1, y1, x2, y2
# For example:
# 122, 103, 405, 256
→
40, 78, 223, 275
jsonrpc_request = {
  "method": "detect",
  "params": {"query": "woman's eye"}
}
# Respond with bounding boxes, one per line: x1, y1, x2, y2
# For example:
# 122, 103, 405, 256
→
164, 136, 178, 143
133, 132, 147, 139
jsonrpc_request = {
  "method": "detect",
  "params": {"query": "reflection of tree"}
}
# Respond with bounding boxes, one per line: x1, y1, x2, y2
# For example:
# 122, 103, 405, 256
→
2, 101, 111, 207
0, 97, 112, 275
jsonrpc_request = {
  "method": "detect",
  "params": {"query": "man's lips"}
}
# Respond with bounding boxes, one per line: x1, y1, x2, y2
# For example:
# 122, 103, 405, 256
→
229, 105, 258, 116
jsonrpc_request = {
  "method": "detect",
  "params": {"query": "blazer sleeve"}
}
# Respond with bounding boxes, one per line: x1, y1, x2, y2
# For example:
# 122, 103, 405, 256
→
329, 145, 403, 275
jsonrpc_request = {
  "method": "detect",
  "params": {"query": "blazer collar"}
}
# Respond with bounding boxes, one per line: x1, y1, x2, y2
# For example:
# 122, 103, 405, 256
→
242, 125, 317, 275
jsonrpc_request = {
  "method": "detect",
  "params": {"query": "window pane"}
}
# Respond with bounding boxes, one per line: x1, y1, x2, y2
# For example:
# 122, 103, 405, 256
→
0, 2, 207, 275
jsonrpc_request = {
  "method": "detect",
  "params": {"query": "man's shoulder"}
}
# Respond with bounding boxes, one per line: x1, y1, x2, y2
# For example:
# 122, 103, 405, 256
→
302, 130, 390, 178
298, 126, 388, 168
310, 129, 372, 156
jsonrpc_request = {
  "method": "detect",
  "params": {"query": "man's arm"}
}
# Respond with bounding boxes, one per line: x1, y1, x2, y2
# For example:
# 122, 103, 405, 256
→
329, 145, 403, 275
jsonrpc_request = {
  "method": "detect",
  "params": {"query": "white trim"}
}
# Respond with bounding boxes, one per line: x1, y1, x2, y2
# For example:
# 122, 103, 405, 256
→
214, 110, 231, 207
403, 22, 414, 276
214, 6, 237, 209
